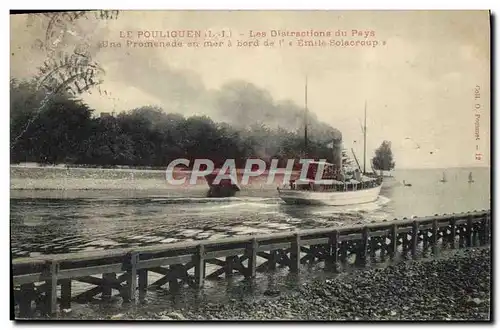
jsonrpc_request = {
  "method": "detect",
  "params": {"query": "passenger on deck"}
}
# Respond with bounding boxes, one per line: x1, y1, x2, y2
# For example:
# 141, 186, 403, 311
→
354, 169, 361, 181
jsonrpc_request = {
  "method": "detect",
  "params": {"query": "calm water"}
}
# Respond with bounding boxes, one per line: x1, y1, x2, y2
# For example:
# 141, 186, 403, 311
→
10, 166, 490, 259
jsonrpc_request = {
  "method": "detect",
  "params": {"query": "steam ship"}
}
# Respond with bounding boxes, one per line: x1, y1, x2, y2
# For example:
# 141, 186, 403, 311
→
277, 78, 383, 206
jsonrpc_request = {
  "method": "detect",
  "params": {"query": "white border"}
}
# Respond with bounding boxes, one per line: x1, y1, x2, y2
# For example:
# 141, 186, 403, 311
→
2, 1, 497, 329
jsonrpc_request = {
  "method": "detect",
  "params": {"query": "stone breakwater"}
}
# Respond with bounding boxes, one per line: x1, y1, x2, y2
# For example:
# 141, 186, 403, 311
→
128, 247, 490, 321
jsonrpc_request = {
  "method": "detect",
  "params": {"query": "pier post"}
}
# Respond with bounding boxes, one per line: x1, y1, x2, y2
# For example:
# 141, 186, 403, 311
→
326, 230, 339, 271
45, 260, 58, 316
168, 265, 180, 292
369, 237, 377, 262
268, 250, 277, 271
473, 223, 479, 246
290, 233, 301, 273
225, 256, 234, 277
247, 238, 258, 278
432, 219, 438, 256
123, 252, 138, 302
19, 283, 35, 318
380, 236, 386, 261
483, 214, 490, 245
138, 269, 148, 302
194, 244, 205, 288
466, 216, 473, 247
357, 227, 369, 266
422, 230, 429, 255
402, 232, 409, 258
450, 218, 456, 249
390, 224, 398, 259
340, 241, 348, 263
411, 221, 419, 258
60, 279, 72, 311
102, 273, 116, 300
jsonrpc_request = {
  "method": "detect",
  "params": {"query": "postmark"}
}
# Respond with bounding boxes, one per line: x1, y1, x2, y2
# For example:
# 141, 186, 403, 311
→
11, 11, 115, 148
38, 11, 118, 95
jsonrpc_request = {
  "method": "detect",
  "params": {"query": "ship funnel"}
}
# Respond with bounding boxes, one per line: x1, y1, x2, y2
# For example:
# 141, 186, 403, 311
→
331, 137, 343, 175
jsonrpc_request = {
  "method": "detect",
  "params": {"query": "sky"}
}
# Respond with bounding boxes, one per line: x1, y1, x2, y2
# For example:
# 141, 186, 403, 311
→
10, 10, 491, 169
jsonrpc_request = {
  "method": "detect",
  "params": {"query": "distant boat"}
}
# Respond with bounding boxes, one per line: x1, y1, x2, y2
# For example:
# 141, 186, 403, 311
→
403, 180, 412, 187
440, 172, 447, 183
468, 172, 474, 183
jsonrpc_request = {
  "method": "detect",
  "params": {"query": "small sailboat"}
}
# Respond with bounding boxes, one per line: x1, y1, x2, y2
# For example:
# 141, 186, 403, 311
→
440, 172, 447, 183
403, 180, 412, 187
468, 171, 474, 183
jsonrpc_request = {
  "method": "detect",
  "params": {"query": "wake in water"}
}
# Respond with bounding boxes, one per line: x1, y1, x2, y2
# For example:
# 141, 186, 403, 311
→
149, 196, 280, 204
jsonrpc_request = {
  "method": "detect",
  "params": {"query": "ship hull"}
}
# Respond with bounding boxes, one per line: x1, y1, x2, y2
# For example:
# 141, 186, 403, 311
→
278, 185, 382, 206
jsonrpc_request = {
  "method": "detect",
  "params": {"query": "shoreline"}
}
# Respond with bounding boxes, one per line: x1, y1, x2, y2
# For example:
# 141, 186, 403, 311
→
98, 247, 491, 321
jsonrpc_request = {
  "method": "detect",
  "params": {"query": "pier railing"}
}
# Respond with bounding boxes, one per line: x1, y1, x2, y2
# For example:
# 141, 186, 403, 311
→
12, 209, 491, 317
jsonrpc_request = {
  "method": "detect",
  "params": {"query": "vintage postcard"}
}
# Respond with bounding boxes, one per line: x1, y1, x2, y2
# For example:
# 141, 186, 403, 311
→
10, 10, 491, 321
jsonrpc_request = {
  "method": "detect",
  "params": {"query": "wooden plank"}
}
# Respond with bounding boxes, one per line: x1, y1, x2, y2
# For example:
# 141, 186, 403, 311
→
74, 275, 106, 286
13, 273, 44, 286
339, 234, 362, 241
148, 267, 169, 275
73, 275, 119, 286
12, 258, 48, 267
149, 270, 176, 288
301, 237, 329, 246
206, 266, 226, 279
257, 242, 291, 252
57, 263, 123, 279
204, 248, 247, 260
73, 286, 103, 303
137, 255, 192, 269
257, 252, 271, 259
397, 227, 413, 234
205, 258, 226, 267
369, 230, 389, 237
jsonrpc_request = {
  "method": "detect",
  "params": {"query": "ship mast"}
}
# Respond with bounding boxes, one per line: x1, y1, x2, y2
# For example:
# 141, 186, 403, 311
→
363, 101, 367, 174
304, 75, 308, 157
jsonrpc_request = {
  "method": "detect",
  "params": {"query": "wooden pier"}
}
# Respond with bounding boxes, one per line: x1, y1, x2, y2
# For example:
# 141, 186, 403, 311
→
12, 209, 491, 318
